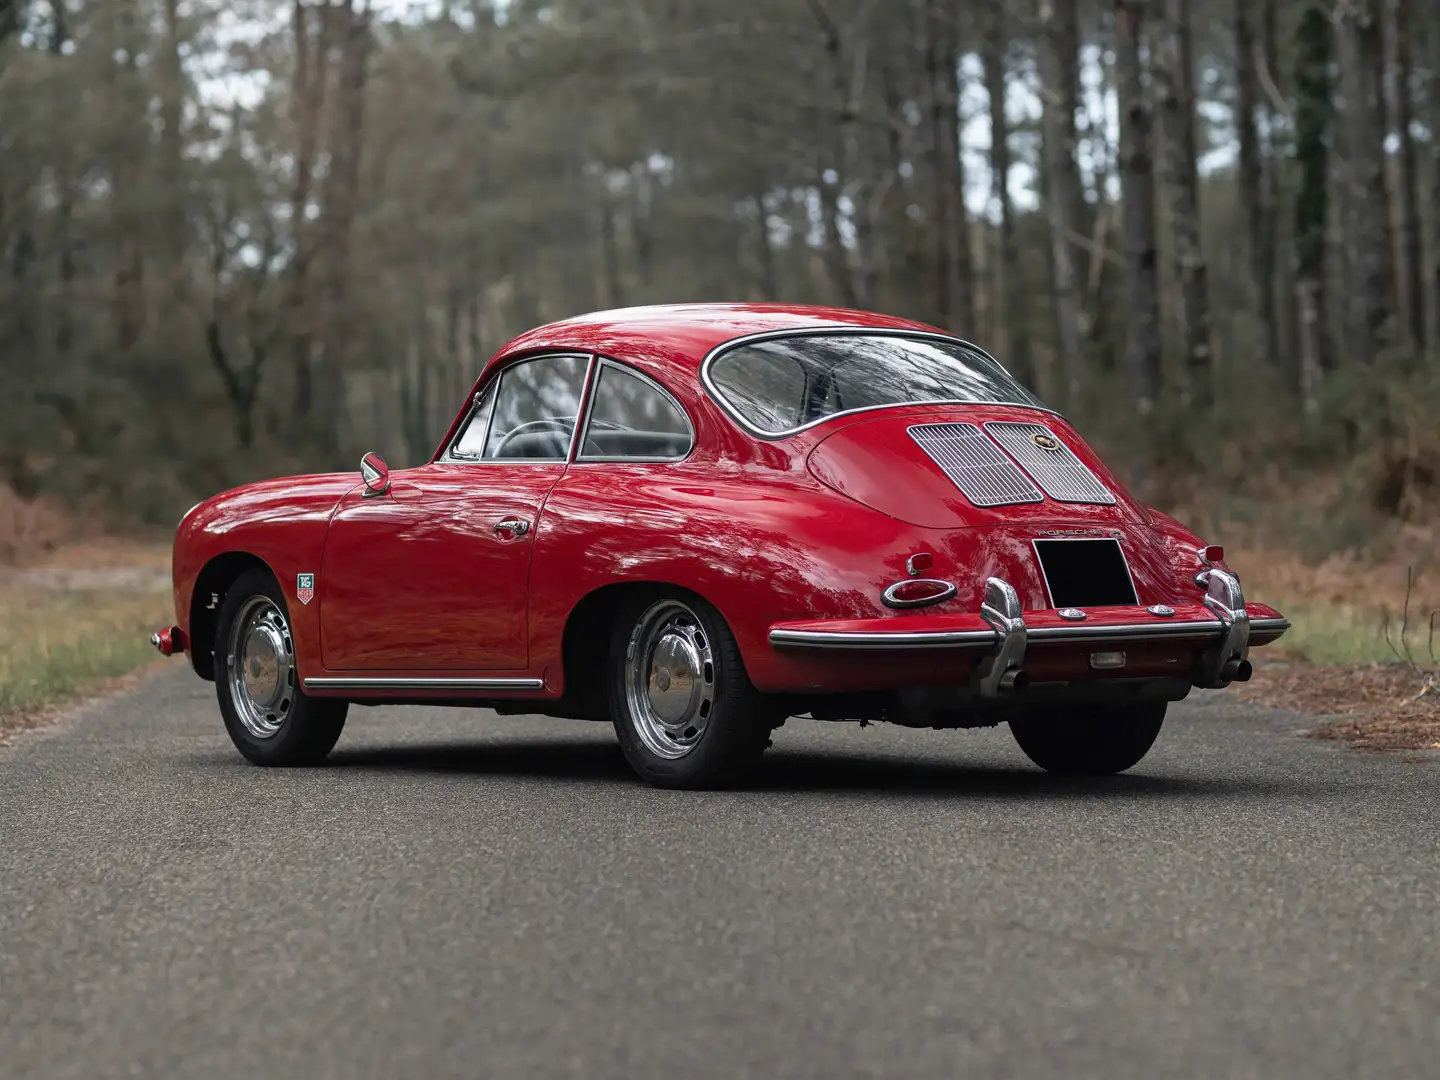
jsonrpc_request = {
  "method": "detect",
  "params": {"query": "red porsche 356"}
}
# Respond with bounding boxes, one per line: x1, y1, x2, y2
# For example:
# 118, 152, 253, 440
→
155, 304, 1287, 788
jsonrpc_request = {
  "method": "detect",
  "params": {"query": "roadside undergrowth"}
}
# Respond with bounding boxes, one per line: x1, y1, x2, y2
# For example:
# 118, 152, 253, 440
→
0, 541, 174, 742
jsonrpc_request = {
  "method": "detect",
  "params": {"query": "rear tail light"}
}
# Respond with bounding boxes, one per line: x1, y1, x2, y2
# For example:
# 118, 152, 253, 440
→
882, 579, 957, 609
1198, 545, 1224, 565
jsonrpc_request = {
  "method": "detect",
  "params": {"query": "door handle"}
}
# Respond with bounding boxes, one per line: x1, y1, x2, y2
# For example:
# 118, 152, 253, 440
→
493, 518, 530, 538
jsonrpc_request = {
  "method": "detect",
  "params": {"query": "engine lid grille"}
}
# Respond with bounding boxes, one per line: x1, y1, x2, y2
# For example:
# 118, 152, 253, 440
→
907, 423, 1043, 508
983, 422, 1116, 505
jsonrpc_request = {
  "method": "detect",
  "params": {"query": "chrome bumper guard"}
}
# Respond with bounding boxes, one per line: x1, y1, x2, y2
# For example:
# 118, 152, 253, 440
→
769, 573, 1287, 693
972, 570, 1257, 695
1193, 568, 1252, 688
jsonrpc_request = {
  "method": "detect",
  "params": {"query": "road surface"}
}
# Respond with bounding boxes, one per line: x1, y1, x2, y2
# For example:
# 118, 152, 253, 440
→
2, 666, 1436, 1079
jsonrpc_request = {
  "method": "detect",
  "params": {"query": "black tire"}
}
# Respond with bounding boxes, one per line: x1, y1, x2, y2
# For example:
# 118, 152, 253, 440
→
608, 592, 776, 789
214, 567, 347, 767
1009, 703, 1166, 775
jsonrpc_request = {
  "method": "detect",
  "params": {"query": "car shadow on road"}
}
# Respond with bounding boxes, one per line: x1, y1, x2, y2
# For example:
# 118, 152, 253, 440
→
317, 739, 1328, 800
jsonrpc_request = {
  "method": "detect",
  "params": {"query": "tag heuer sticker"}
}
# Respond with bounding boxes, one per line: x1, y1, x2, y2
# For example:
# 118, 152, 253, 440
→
296, 573, 315, 606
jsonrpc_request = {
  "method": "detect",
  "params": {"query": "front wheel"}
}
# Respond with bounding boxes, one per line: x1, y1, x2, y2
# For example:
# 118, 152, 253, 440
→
608, 594, 775, 789
214, 568, 347, 766
1009, 703, 1166, 775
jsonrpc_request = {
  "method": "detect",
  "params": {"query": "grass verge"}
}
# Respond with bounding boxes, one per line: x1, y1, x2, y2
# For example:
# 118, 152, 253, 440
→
0, 575, 174, 743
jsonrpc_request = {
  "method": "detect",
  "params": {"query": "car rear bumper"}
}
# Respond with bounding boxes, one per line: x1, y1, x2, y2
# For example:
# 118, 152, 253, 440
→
769, 571, 1287, 691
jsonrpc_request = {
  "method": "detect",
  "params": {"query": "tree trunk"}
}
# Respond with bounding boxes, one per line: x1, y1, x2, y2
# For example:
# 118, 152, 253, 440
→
753, 191, 779, 300
982, 4, 1028, 383
1338, 0, 1395, 361
922, 3, 952, 326
1114, 0, 1162, 417
1429, 5, 1440, 360
1037, 0, 1087, 405
599, 194, 625, 308
314, 1, 372, 453
1235, 0, 1278, 368
158, 0, 186, 269
1391, 0, 1425, 350
944, 13, 976, 333
286, 0, 334, 424
1155, 0, 1213, 405
1293, 0, 1334, 396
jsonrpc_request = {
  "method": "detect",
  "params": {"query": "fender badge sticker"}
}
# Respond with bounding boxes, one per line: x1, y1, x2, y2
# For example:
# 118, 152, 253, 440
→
296, 573, 315, 606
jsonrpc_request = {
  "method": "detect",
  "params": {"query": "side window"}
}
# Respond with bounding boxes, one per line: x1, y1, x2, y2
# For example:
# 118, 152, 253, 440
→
580, 364, 693, 460
477, 354, 589, 461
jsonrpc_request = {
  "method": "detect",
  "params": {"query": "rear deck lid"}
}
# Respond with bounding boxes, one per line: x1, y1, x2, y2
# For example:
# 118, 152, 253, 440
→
806, 406, 1146, 529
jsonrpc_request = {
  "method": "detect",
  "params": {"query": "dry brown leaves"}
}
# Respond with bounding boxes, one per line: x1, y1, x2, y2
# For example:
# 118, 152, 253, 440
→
1239, 656, 1440, 754
0, 486, 78, 566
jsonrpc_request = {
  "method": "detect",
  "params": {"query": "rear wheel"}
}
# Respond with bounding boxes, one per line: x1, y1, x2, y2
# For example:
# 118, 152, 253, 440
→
214, 568, 347, 766
1009, 703, 1166, 775
609, 593, 775, 789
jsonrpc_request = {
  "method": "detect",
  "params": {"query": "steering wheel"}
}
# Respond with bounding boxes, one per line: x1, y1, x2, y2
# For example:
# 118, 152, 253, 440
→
493, 416, 575, 456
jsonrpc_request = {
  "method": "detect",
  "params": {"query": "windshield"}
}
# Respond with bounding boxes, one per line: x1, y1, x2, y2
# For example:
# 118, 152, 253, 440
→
705, 332, 1043, 435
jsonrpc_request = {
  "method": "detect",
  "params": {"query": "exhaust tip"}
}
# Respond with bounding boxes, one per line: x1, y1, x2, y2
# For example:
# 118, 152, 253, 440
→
998, 668, 1029, 693
1219, 658, 1253, 684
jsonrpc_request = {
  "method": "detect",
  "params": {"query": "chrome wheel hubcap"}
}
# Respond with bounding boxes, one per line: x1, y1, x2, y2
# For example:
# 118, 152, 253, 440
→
227, 596, 295, 740
625, 600, 715, 760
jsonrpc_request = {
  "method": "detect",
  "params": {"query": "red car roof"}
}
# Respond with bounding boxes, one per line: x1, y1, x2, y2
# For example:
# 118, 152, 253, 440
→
487, 303, 952, 380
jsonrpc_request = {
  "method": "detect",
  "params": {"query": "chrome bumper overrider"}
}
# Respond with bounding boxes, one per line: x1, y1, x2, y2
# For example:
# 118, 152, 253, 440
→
767, 570, 1288, 693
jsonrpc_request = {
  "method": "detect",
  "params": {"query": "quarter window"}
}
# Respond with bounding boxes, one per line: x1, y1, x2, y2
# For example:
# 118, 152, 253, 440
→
580, 364, 692, 460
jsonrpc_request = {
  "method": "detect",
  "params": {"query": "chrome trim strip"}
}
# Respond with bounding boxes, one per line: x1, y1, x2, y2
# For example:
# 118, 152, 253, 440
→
770, 616, 1237, 650
303, 677, 545, 691
768, 628, 998, 650
565, 354, 600, 462
1027, 620, 1220, 643
574, 358, 696, 463
698, 327, 1061, 440
1249, 616, 1291, 634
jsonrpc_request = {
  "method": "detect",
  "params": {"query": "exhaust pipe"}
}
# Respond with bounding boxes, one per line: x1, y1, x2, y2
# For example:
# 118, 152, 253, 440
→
997, 668, 1029, 693
1220, 658, 1253, 683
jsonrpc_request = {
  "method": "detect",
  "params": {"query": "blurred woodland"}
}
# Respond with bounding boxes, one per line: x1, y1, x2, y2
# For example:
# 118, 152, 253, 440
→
1, 0, 1438, 534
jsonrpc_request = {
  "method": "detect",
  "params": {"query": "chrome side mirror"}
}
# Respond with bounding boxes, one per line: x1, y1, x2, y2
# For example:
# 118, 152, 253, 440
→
360, 452, 390, 497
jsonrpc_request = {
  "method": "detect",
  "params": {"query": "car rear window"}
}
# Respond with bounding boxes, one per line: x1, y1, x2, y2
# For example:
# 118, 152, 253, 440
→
706, 332, 1042, 435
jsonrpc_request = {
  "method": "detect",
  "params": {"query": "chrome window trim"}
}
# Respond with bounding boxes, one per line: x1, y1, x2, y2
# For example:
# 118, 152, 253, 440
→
574, 357, 696, 463
440, 351, 594, 466
699, 327, 1060, 440
1029, 537, 1140, 609
303, 677, 544, 691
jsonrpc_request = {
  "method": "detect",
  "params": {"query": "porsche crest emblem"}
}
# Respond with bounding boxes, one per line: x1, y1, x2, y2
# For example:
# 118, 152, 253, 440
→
1030, 431, 1062, 452
296, 573, 315, 606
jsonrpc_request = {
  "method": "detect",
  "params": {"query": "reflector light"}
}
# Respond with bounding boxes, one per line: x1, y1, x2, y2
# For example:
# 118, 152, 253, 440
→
906, 552, 934, 576
881, 578, 957, 609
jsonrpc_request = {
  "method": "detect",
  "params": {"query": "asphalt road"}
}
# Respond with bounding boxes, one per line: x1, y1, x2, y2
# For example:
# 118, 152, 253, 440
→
2, 666, 1437, 1080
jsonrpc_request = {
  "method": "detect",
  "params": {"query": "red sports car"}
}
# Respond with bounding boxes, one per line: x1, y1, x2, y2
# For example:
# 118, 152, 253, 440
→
155, 303, 1288, 788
